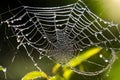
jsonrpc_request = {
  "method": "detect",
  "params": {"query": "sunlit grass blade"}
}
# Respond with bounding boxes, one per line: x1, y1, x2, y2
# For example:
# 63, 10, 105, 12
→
22, 71, 48, 80
49, 75, 65, 80
0, 66, 4, 71
69, 47, 102, 67
107, 52, 120, 80
0, 66, 7, 79
52, 63, 61, 74
52, 47, 102, 80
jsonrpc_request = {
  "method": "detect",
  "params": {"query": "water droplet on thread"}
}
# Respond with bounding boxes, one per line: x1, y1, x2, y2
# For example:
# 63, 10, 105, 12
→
39, 48, 43, 51
99, 54, 103, 58
27, 43, 30, 45
44, 36, 47, 39
17, 39, 20, 42
39, 56, 42, 59
11, 21, 14, 23
8, 25, 10, 27
80, 49, 83, 51
26, 34, 28, 36
34, 63, 37, 66
105, 59, 109, 63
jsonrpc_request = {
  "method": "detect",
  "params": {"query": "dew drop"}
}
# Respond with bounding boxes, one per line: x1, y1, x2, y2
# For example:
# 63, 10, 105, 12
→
17, 39, 20, 43
1, 21, 3, 24
5, 20, 9, 24
104, 21, 107, 24
18, 36, 20, 38
100, 19, 102, 22
43, 36, 47, 39
47, 56, 50, 58
99, 54, 103, 58
27, 43, 30, 45
16, 19, 19, 21
29, 38, 32, 40
95, 34, 97, 37
39, 48, 43, 51
105, 59, 109, 63
17, 46, 20, 50
26, 34, 29, 36
11, 20, 14, 23
39, 56, 42, 59
34, 63, 37, 66
29, 19, 32, 22
20, 29, 23, 31
40, 52, 42, 54
99, 31, 102, 34
8, 25, 10, 27
80, 49, 83, 51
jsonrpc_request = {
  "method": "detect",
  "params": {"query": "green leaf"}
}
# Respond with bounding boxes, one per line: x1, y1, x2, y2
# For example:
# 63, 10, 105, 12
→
107, 52, 120, 80
63, 69, 73, 80
52, 63, 61, 74
52, 47, 102, 80
49, 75, 65, 80
0, 66, 7, 79
0, 66, 4, 71
22, 71, 48, 80
68, 47, 102, 67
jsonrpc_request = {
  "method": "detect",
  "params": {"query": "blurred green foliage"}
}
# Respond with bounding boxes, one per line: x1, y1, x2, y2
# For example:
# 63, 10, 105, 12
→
22, 47, 102, 80
0, 66, 6, 79
107, 52, 120, 80
21, 47, 120, 80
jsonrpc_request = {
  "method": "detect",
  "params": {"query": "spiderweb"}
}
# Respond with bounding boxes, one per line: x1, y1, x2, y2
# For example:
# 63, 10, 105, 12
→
0, 0, 119, 77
